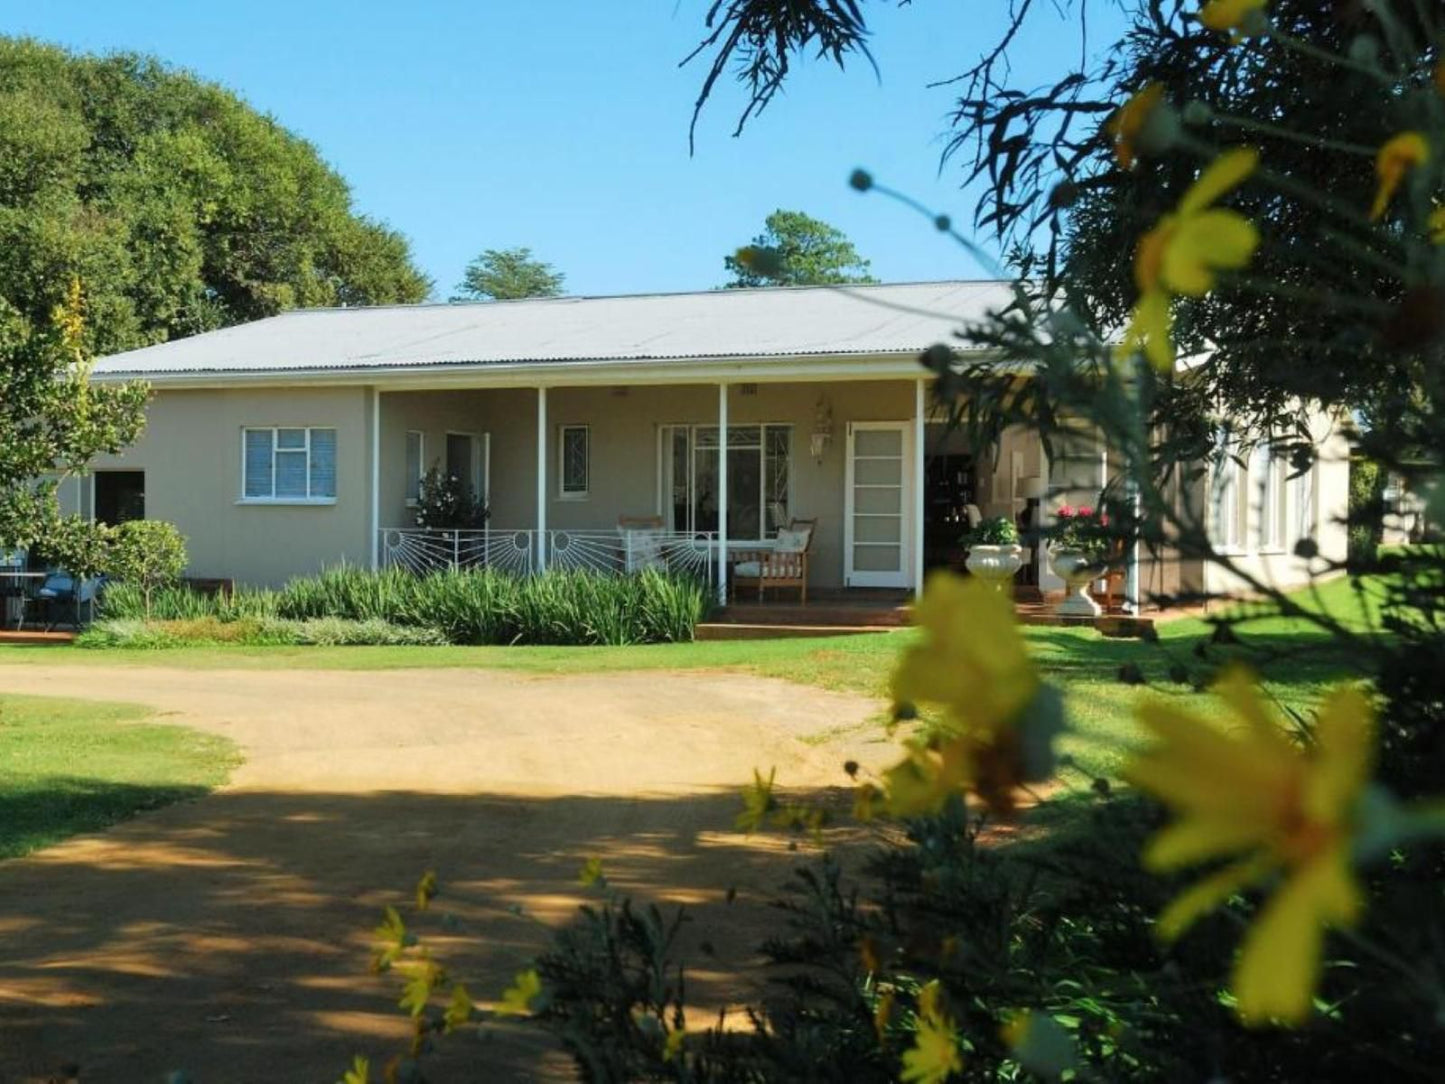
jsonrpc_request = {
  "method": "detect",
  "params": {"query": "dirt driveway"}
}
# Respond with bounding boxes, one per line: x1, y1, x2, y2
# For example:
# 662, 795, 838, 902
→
0, 664, 888, 1082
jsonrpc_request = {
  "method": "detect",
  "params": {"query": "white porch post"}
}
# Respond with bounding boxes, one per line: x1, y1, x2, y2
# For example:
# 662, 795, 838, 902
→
717, 383, 729, 603
536, 386, 548, 572
369, 387, 380, 570
914, 378, 927, 597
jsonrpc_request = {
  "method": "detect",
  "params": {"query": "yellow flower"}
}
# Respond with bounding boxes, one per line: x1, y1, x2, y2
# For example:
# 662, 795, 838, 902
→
444, 983, 474, 1033
340, 1055, 370, 1084
496, 967, 544, 1017
1124, 670, 1376, 1026
578, 856, 605, 887
371, 906, 410, 972
1199, 0, 1268, 37
735, 767, 777, 832
1370, 132, 1430, 221
1431, 205, 1445, 245
415, 869, 438, 911
662, 1025, 686, 1062
901, 981, 963, 1083
891, 571, 1038, 735
881, 736, 975, 818
399, 956, 444, 1018
1107, 83, 1164, 170
1123, 147, 1260, 370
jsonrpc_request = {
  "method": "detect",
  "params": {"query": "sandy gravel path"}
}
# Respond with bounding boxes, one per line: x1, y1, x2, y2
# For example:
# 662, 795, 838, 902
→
0, 664, 887, 1082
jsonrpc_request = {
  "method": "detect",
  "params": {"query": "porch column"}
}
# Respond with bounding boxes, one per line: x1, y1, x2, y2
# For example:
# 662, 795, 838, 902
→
717, 383, 729, 603
536, 386, 548, 572
914, 378, 927, 597
369, 387, 380, 570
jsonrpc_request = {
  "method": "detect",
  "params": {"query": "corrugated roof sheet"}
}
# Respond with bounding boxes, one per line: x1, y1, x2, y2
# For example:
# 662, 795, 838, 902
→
93, 280, 1012, 376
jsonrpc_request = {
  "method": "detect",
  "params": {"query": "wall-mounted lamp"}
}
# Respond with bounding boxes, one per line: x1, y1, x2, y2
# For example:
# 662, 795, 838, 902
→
810, 396, 834, 462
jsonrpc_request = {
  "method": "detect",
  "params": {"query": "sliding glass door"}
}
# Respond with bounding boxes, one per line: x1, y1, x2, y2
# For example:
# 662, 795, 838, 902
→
661, 425, 791, 540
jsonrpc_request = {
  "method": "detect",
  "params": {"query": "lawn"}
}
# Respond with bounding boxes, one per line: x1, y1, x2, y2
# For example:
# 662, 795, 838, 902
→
0, 575, 1379, 784
0, 694, 240, 859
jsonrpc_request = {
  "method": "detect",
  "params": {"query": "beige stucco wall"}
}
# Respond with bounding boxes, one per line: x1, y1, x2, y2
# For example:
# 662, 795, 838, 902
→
65, 386, 373, 586
380, 380, 918, 589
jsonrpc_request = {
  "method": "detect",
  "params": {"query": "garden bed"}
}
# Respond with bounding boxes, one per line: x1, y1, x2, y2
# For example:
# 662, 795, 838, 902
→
86, 566, 712, 648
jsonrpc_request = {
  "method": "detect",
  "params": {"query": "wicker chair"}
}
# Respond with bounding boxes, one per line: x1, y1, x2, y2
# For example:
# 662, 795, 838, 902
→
730, 519, 816, 603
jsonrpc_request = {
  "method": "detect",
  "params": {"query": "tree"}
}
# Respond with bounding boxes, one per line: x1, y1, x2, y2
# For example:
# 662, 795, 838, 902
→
107, 519, 188, 618
0, 279, 147, 570
723, 209, 876, 287
452, 247, 565, 301
0, 38, 431, 356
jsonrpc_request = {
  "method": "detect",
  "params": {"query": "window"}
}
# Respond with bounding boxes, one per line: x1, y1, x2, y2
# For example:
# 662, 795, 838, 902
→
1253, 443, 1288, 552
559, 425, 589, 499
405, 431, 425, 505
1294, 460, 1317, 544
661, 424, 792, 540
1211, 447, 1244, 551
242, 427, 336, 502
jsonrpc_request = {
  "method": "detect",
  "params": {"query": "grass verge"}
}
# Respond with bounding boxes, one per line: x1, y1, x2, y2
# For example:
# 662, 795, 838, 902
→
0, 694, 240, 859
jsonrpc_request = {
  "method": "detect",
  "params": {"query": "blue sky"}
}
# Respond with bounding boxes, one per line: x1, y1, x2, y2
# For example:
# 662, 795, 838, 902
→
9, 1, 1127, 298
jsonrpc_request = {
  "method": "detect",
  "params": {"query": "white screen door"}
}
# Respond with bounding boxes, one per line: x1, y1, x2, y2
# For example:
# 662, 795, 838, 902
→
845, 422, 911, 588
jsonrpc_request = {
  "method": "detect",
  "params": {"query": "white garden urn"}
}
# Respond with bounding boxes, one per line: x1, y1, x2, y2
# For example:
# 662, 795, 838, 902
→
965, 544, 1024, 590
1050, 548, 1103, 617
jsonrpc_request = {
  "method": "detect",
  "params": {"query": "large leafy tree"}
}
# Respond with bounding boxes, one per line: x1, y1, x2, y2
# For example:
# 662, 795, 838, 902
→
685, 2, 1440, 433
724, 208, 876, 287
0, 37, 431, 356
0, 281, 147, 565
452, 247, 566, 301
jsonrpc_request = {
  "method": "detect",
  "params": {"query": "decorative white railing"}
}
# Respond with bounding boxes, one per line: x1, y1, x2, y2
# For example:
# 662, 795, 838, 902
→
379, 528, 717, 582
379, 528, 535, 575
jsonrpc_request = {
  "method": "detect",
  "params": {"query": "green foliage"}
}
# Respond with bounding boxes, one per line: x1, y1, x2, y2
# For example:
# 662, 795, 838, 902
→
0, 37, 429, 356
78, 615, 449, 648
412, 465, 489, 528
452, 246, 565, 301
96, 566, 713, 646
723, 209, 876, 287
105, 519, 187, 616
962, 515, 1018, 546
0, 282, 148, 565
1349, 456, 1387, 566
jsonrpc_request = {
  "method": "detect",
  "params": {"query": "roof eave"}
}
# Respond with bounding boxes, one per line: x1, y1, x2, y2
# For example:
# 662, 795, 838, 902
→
91, 349, 1019, 390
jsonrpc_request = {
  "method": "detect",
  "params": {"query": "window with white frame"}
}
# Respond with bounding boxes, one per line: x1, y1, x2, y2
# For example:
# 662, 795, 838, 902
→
661, 424, 792, 540
1294, 459, 1317, 544
405, 431, 425, 505
559, 425, 589, 499
1211, 446, 1245, 551
242, 427, 336, 502
1252, 442, 1289, 552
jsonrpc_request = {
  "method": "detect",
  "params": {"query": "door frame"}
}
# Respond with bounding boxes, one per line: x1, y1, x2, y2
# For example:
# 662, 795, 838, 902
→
844, 420, 913, 589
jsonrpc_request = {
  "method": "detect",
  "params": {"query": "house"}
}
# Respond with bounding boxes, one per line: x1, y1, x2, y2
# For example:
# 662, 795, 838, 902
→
63, 281, 1349, 607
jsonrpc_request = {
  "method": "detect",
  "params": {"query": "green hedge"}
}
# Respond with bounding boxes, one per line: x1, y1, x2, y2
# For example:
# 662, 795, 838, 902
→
97, 567, 712, 646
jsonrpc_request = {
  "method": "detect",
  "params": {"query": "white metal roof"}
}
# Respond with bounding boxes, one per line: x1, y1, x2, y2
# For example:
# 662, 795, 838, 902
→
93, 280, 1012, 379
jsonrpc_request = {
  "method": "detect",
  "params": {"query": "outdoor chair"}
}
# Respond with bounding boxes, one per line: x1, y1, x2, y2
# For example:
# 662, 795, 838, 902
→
35, 571, 103, 631
731, 518, 815, 603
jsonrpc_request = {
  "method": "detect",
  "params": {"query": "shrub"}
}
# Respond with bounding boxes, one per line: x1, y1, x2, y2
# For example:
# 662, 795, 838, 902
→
105, 520, 187, 617
77, 615, 447, 648
96, 566, 710, 646
963, 515, 1019, 546
413, 465, 488, 529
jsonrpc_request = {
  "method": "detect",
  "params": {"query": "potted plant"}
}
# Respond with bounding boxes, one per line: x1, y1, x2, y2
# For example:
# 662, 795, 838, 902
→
1049, 505, 1111, 617
962, 515, 1023, 589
